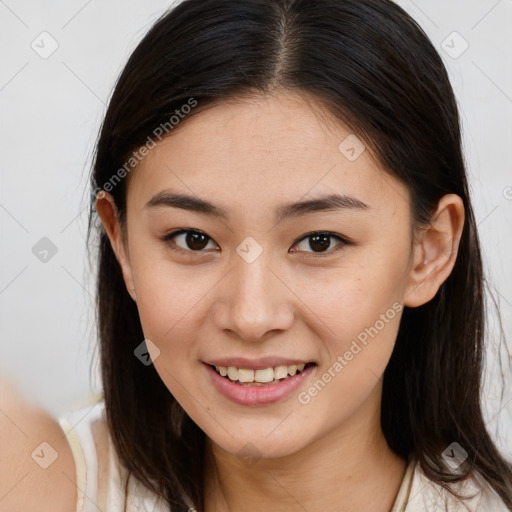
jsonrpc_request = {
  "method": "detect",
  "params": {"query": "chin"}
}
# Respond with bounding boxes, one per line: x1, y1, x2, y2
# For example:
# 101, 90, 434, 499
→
207, 425, 311, 462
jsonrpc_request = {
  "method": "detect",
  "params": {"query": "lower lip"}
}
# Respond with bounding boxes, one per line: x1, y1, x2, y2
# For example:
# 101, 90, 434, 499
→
204, 363, 316, 406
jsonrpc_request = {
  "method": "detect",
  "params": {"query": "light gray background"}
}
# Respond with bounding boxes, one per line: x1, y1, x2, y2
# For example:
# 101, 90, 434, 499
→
1, 0, 511, 457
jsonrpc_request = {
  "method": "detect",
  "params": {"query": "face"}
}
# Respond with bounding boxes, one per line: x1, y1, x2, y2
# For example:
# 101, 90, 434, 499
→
102, 92, 420, 459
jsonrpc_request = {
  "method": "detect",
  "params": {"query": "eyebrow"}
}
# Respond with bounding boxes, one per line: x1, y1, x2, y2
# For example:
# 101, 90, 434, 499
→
144, 190, 369, 224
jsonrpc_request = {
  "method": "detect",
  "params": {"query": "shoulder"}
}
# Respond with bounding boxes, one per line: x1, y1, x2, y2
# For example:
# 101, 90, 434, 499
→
0, 375, 77, 512
58, 398, 172, 512
57, 397, 107, 511
0, 377, 178, 512
404, 459, 510, 511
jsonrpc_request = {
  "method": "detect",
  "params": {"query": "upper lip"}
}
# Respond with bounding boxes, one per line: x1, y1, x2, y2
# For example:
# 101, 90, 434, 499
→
204, 357, 315, 370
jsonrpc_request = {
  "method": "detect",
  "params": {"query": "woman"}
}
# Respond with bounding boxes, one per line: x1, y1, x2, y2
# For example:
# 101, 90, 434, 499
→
2, 0, 511, 510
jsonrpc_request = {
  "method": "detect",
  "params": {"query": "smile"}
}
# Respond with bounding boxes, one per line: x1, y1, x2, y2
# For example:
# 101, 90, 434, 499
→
211, 363, 314, 386
205, 362, 318, 406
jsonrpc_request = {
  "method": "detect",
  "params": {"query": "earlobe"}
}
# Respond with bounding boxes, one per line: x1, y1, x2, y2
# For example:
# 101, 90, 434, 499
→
95, 191, 137, 302
404, 194, 464, 308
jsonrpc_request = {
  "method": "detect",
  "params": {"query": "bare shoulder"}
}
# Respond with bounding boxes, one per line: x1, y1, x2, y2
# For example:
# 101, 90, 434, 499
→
0, 374, 77, 512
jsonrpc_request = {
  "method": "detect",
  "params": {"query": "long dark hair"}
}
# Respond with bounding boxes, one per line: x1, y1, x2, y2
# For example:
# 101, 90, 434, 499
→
86, 0, 512, 509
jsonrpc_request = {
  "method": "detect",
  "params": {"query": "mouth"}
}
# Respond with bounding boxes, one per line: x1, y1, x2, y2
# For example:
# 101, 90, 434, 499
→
208, 362, 317, 386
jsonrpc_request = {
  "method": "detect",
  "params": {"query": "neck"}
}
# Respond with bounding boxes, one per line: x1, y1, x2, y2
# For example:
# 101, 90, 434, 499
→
203, 386, 407, 512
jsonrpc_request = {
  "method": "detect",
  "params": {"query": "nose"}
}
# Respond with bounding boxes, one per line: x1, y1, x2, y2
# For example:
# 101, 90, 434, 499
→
212, 252, 295, 342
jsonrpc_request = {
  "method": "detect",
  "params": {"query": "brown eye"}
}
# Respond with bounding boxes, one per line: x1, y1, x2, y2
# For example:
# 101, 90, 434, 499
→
292, 232, 349, 255
162, 229, 217, 252
162, 229, 350, 256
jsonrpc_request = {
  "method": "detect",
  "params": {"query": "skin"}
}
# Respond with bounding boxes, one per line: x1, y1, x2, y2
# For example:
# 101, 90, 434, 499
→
96, 91, 464, 512
0, 374, 77, 512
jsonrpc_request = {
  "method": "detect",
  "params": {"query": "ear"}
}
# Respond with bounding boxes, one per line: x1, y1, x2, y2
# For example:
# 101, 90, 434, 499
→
404, 193, 465, 308
95, 191, 137, 302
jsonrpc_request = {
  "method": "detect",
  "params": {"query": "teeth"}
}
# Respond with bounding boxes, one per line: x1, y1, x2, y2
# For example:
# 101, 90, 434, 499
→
227, 367, 239, 381
214, 363, 310, 384
274, 365, 288, 379
238, 368, 255, 383
254, 368, 274, 383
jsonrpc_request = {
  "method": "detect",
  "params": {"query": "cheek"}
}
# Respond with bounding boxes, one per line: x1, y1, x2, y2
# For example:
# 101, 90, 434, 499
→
302, 256, 406, 346
130, 241, 209, 340
296, 247, 408, 403
130, 252, 221, 401
297, 274, 403, 430
133, 264, 205, 404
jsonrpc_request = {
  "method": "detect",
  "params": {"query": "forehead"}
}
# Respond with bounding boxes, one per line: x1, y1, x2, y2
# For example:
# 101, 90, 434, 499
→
127, 92, 410, 218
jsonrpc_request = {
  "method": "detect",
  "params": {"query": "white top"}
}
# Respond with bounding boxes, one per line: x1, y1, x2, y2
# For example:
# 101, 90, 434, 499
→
58, 398, 510, 512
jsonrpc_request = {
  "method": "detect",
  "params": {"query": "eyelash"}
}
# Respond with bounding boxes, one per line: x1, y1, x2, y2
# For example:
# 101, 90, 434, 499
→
160, 229, 352, 257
